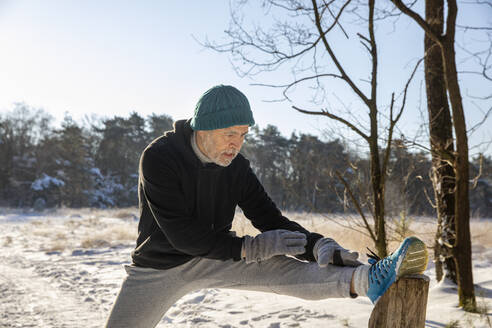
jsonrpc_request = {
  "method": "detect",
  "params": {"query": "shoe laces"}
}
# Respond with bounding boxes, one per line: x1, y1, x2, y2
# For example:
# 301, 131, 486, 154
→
367, 247, 393, 286
366, 247, 380, 265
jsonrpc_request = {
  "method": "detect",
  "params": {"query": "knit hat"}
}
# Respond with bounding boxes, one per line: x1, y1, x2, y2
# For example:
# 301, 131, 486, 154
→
190, 85, 255, 130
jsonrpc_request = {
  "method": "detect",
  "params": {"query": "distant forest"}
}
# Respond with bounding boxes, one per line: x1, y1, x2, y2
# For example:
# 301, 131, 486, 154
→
1, 103, 491, 217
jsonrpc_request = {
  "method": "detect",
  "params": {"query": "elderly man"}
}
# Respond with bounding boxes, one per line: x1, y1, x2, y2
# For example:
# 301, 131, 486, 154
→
105, 85, 428, 328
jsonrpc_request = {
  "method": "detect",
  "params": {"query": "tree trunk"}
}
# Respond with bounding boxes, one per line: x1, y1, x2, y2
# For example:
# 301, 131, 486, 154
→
424, 0, 457, 284
370, 134, 388, 258
369, 275, 430, 328
440, 0, 476, 310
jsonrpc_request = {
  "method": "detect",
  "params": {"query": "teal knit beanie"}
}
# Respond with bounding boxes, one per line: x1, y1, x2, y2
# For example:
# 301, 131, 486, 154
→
190, 85, 255, 130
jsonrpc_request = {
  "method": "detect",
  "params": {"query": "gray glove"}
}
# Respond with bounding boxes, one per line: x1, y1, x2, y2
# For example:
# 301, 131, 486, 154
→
243, 229, 307, 263
313, 238, 362, 267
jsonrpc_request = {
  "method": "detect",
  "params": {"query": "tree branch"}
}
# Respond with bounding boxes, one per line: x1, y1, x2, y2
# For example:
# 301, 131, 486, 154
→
456, 24, 492, 31
390, 0, 443, 45
311, 0, 371, 107
381, 93, 395, 190
470, 153, 483, 189
322, 0, 353, 36
292, 105, 370, 140
251, 73, 343, 101
396, 57, 425, 122
368, 0, 378, 106
445, 0, 458, 42
467, 106, 492, 135
335, 170, 377, 242
325, 2, 349, 38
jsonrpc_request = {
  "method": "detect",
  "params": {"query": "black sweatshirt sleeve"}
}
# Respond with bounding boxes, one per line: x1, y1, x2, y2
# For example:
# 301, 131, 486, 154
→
238, 164, 323, 262
140, 148, 243, 261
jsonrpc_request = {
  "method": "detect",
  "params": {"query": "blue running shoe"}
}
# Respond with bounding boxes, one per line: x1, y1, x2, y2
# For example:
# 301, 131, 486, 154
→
366, 236, 428, 304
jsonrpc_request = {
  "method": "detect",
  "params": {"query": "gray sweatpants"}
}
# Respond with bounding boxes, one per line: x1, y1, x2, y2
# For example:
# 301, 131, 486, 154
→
105, 255, 356, 328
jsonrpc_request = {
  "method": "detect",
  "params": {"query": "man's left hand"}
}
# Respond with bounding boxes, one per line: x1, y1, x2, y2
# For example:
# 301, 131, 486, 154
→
313, 238, 362, 267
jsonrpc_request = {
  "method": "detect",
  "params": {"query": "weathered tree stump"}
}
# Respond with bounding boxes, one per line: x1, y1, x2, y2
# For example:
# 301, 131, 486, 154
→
368, 274, 430, 328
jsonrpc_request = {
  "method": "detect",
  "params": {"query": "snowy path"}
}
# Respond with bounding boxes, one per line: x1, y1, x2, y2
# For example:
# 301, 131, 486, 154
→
0, 261, 95, 328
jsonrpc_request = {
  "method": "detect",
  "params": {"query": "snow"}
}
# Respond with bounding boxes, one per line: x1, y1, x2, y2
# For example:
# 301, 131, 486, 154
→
0, 210, 491, 328
31, 173, 65, 191
90, 167, 103, 177
87, 171, 125, 207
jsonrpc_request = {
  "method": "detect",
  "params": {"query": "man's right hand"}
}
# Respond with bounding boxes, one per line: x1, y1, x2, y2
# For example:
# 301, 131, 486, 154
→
242, 230, 307, 263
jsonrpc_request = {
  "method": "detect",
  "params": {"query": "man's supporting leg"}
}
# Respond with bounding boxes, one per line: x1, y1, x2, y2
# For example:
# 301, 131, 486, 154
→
105, 264, 193, 328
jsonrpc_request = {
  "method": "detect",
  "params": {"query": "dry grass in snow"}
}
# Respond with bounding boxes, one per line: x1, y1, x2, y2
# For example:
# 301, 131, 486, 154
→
5, 206, 491, 260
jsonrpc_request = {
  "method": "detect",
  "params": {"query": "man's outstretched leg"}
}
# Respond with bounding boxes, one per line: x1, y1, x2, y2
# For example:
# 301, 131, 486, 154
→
185, 236, 428, 303
105, 256, 354, 328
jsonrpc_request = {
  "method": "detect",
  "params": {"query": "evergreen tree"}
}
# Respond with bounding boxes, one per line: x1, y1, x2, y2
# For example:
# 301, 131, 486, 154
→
54, 115, 94, 207
147, 113, 174, 140
94, 112, 148, 206
0, 104, 52, 207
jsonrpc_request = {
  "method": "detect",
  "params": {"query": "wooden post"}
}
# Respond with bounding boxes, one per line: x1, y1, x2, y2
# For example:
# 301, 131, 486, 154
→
368, 275, 430, 328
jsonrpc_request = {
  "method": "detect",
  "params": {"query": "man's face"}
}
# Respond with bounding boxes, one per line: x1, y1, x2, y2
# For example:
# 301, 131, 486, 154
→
197, 125, 249, 167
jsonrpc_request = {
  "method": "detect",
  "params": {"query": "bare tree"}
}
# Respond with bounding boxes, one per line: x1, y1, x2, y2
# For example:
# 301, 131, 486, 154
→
204, 0, 423, 257
423, 0, 458, 285
391, 0, 478, 311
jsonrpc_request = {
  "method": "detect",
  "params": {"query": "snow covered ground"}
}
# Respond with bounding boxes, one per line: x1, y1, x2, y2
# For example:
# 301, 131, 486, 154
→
1, 208, 491, 328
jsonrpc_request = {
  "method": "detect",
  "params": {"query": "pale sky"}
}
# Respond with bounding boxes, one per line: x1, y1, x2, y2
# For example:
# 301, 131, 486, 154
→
0, 0, 490, 155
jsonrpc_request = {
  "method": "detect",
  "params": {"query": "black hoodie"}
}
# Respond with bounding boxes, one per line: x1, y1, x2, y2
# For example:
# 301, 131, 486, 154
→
131, 119, 323, 269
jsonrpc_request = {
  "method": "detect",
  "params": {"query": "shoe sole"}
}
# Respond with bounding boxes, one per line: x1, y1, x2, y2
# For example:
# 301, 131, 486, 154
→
396, 237, 429, 278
